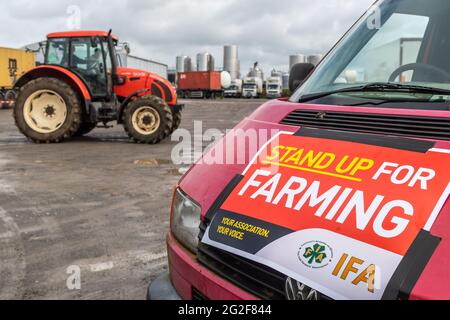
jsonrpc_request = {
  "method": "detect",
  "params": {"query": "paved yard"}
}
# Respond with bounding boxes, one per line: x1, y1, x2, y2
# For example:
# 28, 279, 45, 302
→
0, 99, 263, 300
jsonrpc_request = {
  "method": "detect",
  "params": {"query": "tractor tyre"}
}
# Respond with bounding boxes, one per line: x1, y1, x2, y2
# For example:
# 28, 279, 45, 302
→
170, 109, 182, 134
123, 95, 173, 144
5, 90, 17, 108
73, 121, 98, 137
13, 77, 81, 143
0, 92, 5, 109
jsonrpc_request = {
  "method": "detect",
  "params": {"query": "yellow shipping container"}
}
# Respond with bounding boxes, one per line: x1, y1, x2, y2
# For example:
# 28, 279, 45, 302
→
0, 47, 36, 89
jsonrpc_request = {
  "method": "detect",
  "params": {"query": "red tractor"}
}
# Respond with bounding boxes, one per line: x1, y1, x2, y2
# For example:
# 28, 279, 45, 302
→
13, 30, 182, 144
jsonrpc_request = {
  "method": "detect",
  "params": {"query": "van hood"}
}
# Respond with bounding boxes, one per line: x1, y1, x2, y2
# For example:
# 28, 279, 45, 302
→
179, 99, 450, 300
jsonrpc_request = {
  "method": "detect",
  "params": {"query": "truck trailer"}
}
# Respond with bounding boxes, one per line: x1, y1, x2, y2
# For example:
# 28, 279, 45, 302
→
0, 47, 35, 109
177, 71, 231, 99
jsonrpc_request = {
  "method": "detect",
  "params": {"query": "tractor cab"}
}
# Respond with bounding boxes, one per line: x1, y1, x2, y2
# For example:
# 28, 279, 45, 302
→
45, 31, 119, 100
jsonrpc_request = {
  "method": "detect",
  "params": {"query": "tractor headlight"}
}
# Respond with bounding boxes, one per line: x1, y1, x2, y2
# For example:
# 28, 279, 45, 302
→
171, 188, 201, 254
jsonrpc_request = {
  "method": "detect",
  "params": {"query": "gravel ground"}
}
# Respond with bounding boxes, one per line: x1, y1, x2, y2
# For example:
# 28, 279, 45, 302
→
0, 98, 264, 300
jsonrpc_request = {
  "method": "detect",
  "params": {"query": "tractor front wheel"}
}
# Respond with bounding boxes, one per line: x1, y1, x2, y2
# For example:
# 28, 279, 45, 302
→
123, 96, 173, 144
14, 78, 81, 143
170, 109, 182, 134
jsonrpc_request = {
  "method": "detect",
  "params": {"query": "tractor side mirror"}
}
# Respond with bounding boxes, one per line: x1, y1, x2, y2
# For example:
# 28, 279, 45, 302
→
124, 43, 131, 55
289, 63, 315, 92
91, 37, 99, 48
113, 74, 126, 86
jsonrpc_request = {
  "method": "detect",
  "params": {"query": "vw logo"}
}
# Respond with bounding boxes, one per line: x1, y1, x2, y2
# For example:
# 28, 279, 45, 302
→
316, 112, 327, 120
285, 277, 319, 301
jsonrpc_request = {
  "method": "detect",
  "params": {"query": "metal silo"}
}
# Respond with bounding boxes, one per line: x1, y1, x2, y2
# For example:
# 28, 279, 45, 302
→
289, 54, 307, 70
176, 56, 186, 73
224, 45, 240, 80
209, 55, 215, 71
282, 73, 290, 90
186, 57, 194, 72
197, 53, 214, 72
307, 54, 324, 66
176, 55, 193, 73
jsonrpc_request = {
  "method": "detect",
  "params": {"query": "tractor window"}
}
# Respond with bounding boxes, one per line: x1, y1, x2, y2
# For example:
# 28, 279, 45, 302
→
102, 40, 113, 95
102, 40, 113, 75
70, 37, 107, 97
45, 39, 69, 67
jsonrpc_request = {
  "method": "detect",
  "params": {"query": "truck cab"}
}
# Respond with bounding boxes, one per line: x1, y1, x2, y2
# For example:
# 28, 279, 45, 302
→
243, 77, 262, 99
150, 0, 450, 300
224, 79, 243, 98
0, 47, 35, 109
266, 76, 282, 99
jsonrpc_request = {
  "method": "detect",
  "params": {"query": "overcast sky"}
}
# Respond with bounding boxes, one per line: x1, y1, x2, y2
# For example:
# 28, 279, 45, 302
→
1, 0, 374, 73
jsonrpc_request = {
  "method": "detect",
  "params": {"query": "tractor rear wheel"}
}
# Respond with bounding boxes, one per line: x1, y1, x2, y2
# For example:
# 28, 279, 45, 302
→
73, 121, 97, 137
123, 95, 173, 144
14, 78, 81, 143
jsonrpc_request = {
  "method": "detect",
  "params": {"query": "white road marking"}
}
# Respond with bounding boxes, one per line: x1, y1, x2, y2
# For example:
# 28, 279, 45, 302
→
89, 262, 115, 273
134, 251, 167, 263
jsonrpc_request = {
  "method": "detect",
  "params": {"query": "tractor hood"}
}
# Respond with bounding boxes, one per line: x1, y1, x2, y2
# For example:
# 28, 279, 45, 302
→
178, 99, 450, 300
115, 67, 176, 105
117, 67, 167, 83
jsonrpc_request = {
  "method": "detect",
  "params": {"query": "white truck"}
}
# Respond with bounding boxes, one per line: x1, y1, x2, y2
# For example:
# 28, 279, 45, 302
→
242, 77, 263, 98
266, 76, 283, 99
224, 79, 243, 98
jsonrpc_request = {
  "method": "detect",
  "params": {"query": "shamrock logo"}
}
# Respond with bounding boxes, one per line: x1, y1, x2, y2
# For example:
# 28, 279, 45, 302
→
303, 243, 327, 265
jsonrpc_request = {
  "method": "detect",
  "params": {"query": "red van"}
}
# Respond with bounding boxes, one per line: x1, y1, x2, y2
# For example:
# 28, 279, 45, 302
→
150, 0, 450, 300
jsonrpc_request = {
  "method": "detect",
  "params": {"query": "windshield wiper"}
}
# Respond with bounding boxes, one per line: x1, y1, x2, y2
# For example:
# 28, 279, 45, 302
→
298, 82, 450, 103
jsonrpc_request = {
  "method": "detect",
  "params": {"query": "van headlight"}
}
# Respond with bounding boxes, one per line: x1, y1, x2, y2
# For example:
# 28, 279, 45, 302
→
171, 188, 201, 254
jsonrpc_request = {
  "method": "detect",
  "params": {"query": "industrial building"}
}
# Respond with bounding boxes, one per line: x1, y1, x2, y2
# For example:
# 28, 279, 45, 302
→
120, 54, 168, 79
21, 42, 46, 64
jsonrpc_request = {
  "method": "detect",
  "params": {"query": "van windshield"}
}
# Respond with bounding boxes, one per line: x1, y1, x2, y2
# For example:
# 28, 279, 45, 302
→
291, 0, 450, 109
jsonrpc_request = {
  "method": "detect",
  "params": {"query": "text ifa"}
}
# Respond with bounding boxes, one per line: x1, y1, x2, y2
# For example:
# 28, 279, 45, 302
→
238, 162, 436, 238
332, 254, 376, 293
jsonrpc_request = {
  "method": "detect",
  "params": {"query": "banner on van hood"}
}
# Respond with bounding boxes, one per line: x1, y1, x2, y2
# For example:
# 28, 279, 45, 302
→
202, 131, 450, 300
